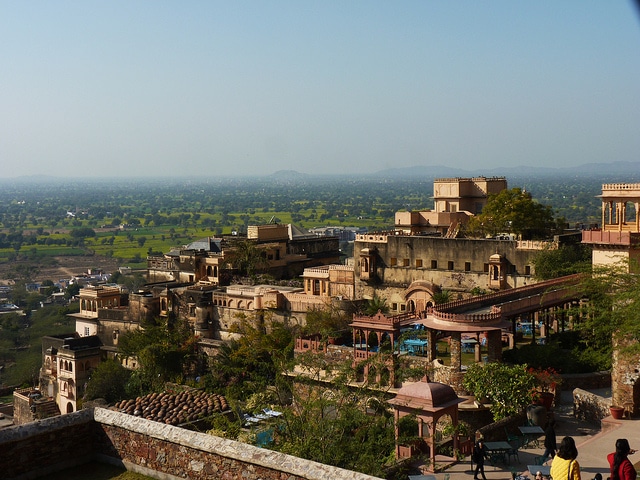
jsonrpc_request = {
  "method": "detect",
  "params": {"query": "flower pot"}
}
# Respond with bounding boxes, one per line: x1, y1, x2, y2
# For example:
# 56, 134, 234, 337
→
610, 406, 625, 420
537, 392, 554, 411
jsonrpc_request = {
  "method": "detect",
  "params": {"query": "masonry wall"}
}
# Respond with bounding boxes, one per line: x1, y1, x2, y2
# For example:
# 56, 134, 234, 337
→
0, 408, 383, 480
0, 409, 96, 479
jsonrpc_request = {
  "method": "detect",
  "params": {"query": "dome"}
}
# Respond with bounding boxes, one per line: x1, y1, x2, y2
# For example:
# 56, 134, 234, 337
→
395, 377, 459, 408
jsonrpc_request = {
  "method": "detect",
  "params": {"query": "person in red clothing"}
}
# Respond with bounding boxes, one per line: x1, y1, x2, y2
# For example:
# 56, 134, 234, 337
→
607, 438, 637, 480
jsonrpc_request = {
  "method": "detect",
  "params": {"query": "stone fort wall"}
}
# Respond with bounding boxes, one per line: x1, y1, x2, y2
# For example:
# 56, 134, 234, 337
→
0, 407, 383, 480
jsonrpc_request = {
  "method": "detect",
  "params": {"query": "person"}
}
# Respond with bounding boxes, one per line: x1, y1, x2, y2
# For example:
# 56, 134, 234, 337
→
550, 436, 581, 480
535, 471, 543, 480
472, 439, 488, 480
607, 438, 637, 480
541, 419, 557, 463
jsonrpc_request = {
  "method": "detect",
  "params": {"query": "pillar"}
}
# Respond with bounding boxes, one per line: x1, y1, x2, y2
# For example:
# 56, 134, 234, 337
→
450, 332, 461, 371
486, 329, 502, 363
427, 329, 438, 362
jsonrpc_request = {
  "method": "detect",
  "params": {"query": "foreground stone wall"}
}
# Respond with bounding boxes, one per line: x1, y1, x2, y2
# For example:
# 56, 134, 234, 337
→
0, 408, 383, 480
573, 388, 611, 424
0, 409, 96, 479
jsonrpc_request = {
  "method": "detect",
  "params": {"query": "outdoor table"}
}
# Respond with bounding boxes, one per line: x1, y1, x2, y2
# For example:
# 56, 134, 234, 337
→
528, 465, 551, 478
402, 338, 428, 355
519, 425, 544, 447
484, 441, 512, 465
461, 338, 478, 353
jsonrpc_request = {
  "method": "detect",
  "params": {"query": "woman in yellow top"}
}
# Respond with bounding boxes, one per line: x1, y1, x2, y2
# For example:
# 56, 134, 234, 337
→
550, 436, 581, 480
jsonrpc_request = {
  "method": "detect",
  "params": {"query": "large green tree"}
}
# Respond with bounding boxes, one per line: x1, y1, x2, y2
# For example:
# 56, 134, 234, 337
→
274, 354, 395, 477
117, 317, 199, 393
462, 363, 537, 421
532, 244, 592, 280
467, 187, 559, 240
574, 264, 640, 358
84, 358, 131, 403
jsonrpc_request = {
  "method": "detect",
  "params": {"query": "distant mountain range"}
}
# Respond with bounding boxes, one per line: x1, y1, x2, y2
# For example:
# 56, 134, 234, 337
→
374, 161, 640, 179
5, 161, 639, 184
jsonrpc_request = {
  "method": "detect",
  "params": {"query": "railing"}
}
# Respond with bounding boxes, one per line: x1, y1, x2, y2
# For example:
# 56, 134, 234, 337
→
602, 183, 640, 190
582, 230, 640, 245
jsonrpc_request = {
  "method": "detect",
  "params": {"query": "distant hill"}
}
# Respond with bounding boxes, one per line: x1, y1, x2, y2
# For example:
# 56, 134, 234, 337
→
374, 161, 640, 180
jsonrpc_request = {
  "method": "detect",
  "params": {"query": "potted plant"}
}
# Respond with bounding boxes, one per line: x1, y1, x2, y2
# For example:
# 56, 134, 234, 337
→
610, 405, 625, 419
529, 367, 562, 410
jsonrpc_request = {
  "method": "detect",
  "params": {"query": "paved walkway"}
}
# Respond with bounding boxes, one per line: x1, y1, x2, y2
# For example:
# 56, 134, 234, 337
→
423, 397, 640, 479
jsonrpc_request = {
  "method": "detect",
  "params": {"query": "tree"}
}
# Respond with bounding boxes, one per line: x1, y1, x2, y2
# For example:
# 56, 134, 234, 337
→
574, 263, 640, 358
231, 240, 269, 278
462, 363, 537, 421
303, 304, 351, 341
84, 358, 131, 404
273, 354, 395, 477
432, 289, 452, 305
117, 317, 199, 393
533, 244, 591, 280
363, 295, 389, 315
466, 188, 557, 240
69, 226, 96, 238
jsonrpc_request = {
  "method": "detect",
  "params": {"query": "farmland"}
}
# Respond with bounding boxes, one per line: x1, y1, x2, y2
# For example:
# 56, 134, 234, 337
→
0, 173, 612, 281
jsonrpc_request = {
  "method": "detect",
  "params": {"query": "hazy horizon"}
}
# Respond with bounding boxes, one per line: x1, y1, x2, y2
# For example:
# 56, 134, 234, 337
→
2, 1, 639, 179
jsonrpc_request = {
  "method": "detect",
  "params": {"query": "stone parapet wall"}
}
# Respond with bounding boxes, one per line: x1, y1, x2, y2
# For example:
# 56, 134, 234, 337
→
0, 408, 383, 480
573, 388, 611, 424
0, 409, 96, 479
94, 408, 382, 480
560, 372, 610, 395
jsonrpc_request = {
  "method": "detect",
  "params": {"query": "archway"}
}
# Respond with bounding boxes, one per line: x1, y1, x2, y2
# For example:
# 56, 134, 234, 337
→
404, 281, 439, 313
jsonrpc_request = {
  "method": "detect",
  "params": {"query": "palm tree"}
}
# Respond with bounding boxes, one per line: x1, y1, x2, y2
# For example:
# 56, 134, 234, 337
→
364, 295, 389, 315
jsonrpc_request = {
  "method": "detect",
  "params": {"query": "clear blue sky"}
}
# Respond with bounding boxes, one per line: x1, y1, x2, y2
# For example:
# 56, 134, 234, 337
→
2, 1, 639, 178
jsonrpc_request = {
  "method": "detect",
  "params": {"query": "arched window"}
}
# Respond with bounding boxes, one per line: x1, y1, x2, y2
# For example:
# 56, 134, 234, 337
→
361, 258, 369, 272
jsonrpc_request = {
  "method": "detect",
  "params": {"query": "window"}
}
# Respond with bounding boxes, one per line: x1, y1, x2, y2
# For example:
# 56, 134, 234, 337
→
400, 304, 406, 311
84, 327, 90, 337
392, 303, 398, 311
448, 261, 454, 270
390, 257, 397, 266
431, 260, 438, 269
403, 258, 410, 267
465, 262, 471, 272
484, 263, 489, 273
416, 259, 423, 268
525, 265, 531, 275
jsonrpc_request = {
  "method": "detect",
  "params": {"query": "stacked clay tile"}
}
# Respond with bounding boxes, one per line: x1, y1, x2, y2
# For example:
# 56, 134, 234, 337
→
114, 390, 228, 425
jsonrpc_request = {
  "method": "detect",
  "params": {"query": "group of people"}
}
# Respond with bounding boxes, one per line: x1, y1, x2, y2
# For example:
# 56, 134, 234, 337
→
471, 435, 636, 480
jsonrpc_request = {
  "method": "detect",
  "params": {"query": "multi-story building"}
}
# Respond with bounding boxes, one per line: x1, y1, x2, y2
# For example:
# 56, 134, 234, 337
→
355, 232, 547, 313
582, 182, 640, 272
147, 223, 341, 285
395, 177, 507, 236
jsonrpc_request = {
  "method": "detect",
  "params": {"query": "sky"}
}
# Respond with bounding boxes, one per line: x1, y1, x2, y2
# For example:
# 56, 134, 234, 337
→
1, 1, 639, 178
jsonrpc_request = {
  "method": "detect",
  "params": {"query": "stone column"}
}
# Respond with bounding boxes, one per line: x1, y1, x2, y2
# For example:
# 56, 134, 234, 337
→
427, 329, 438, 362
486, 329, 502, 363
450, 332, 462, 371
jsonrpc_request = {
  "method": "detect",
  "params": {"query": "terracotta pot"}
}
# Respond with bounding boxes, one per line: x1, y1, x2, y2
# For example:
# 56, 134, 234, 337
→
538, 392, 554, 411
610, 406, 625, 420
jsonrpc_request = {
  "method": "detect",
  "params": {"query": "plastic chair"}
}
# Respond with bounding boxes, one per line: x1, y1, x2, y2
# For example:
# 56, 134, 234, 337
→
506, 448, 520, 464
504, 427, 519, 443
506, 439, 520, 464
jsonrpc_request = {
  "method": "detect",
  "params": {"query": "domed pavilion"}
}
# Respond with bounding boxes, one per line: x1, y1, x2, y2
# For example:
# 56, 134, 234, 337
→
388, 376, 466, 472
